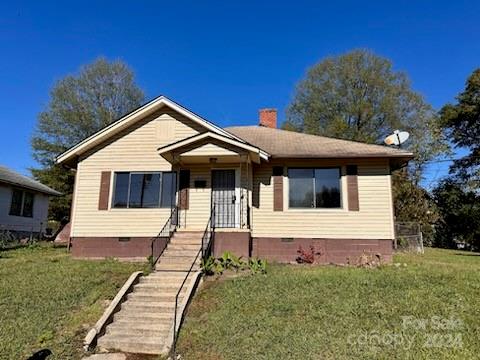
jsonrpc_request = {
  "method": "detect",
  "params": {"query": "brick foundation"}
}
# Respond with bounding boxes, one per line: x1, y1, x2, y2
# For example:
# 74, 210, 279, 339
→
252, 237, 393, 264
213, 232, 250, 258
70, 236, 165, 258
69, 234, 392, 264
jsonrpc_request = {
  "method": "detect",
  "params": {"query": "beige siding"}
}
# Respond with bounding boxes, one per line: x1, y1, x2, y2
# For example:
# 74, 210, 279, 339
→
182, 163, 249, 230
0, 184, 49, 232
72, 107, 206, 237
251, 159, 394, 239
181, 143, 239, 157
72, 105, 395, 240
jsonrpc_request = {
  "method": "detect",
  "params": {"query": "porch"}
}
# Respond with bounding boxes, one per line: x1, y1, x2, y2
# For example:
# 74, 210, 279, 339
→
158, 131, 266, 232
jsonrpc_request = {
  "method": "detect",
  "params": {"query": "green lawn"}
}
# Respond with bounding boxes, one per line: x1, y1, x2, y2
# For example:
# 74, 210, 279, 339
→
177, 248, 480, 360
0, 244, 147, 360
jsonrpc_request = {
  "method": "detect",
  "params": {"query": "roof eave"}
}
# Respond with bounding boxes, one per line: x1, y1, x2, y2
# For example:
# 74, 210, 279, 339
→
0, 179, 62, 196
55, 96, 247, 165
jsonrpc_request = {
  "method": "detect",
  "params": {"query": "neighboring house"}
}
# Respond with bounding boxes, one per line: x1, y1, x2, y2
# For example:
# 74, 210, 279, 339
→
0, 165, 61, 237
56, 96, 413, 263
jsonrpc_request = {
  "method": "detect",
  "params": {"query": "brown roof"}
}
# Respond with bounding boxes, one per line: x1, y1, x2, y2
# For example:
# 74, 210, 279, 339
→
225, 126, 414, 159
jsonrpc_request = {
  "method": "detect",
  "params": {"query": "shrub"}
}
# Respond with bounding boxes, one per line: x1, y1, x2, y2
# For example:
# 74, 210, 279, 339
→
296, 245, 321, 264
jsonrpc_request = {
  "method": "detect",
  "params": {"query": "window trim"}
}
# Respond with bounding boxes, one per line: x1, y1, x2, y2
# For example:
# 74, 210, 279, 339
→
9, 188, 35, 218
111, 171, 177, 209
287, 167, 343, 210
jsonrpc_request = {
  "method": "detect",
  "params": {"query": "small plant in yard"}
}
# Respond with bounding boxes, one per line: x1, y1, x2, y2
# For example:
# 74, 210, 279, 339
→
201, 252, 267, 276
217, 251, 245, 271
248, 258, 267, 274
201, 256, 216, 275
296, 245, 321, 264
147, 255, 154, 269
349, 252, 383, 268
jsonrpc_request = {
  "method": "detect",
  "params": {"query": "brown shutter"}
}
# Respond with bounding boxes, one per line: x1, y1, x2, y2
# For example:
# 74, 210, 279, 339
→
273, 166, 283, 211
98, 171, 111, 210
179, 170, 190, 210
346, 165, 359, 211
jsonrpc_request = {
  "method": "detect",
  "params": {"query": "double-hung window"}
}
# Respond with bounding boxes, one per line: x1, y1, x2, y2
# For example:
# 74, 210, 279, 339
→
288, 168, 341, 208
112, 172, 177, 208
9, 189, 35, 217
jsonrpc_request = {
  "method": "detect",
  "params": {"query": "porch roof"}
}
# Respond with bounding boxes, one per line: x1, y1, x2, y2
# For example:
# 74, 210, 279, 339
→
157, 132, 270, 164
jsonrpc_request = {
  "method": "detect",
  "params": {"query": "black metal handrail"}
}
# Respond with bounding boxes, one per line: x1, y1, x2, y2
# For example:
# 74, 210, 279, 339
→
151, 206, 178, 265
201, 205, 215, 259
171, 205, 215, 357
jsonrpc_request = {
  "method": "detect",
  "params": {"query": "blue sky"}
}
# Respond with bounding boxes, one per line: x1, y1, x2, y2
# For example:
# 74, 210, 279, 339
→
0, 1, 478, 187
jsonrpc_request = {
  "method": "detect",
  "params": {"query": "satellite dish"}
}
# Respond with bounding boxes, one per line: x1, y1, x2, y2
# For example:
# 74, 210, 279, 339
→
384, 130, 409, 147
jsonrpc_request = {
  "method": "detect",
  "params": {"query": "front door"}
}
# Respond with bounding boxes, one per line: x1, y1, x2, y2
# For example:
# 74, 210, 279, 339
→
211, 169, 237, 228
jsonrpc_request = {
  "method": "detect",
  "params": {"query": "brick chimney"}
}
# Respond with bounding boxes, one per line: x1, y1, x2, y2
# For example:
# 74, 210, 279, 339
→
259, 108, 277, 128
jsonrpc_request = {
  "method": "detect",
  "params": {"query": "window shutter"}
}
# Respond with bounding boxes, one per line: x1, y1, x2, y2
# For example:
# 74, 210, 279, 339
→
273, 166, 283, 211
346, 165, 359, 211
179, 170, 190, 210
98, 171, 111, 211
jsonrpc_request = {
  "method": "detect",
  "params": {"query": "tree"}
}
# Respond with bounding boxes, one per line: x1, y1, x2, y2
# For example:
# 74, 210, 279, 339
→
285, 49, 447, 231
31, 57, 145, 221
440, 69, 480, 188
286, 49, 445, 166
432, 179, 480, 250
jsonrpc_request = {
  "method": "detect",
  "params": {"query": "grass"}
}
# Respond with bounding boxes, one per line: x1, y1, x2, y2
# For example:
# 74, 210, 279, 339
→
177, 248, 480, 360
0, 244, 148, 360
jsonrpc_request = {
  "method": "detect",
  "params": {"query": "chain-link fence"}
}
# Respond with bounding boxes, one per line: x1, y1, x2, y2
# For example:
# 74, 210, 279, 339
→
394, 222, 424, 253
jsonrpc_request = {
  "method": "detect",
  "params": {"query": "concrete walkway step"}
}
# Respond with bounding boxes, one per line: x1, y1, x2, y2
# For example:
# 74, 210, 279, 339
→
163, 249, 200, 257
113, 312, 173, 322
137, 277, 189, 286
127, 292, 186, 302
155, 265, 201, 272
112, 319, 172, 330
134, 282, 190, 292
167, 244, 202, 251
98, 335, 165, 355
106, 325, 170, 338
170, 238, 203, 245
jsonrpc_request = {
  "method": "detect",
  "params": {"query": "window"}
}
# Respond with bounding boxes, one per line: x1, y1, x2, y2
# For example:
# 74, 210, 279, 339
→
112, 172, 177, 208
288, 168, 341, 208
9, 189, 35, 217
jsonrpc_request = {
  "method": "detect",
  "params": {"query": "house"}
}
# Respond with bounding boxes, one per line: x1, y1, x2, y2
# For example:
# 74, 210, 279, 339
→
56, 96, 412, 264
0, 165, 61, 237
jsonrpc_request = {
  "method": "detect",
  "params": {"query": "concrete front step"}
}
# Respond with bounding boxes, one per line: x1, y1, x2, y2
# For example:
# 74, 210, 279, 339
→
158, 256, 200, 264
169, 240, 202, 247
106, 325, 170, 338
121, 302, 175, 313
148, 271, 191, 278
173, 230, 204, 239
163, 249, 200, 257
134, 282, 190, 292
127, 292, 185, 303
97, 335, 165, 355
167, 243, 201, 250
113, 318, 173, 329
155, 265, 201, 272
114, 312, 173, 322
138, 276, 191, 285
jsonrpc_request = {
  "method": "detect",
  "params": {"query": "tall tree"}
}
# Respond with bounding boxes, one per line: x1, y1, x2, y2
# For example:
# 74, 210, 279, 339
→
286, 49, 445, 167
440, 69, 480, 188
286, 49, 447, 229
432, 179, 480, 250
31, 57, 145, 221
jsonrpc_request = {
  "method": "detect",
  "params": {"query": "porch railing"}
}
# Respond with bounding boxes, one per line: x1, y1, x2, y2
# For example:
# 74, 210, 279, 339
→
212, 202, 249, 229
171, 205, 215, 357
150, 206, 178, 265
